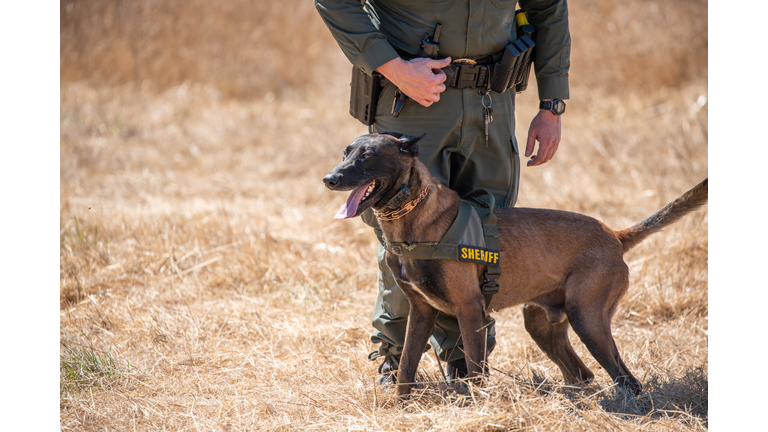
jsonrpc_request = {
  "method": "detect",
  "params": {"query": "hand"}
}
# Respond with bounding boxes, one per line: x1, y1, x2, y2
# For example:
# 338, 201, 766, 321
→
525, 108, 562, 166
376, 57, 452, 107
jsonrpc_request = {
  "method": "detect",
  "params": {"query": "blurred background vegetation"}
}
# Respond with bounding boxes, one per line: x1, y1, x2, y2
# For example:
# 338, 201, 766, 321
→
60, 0, 707, 100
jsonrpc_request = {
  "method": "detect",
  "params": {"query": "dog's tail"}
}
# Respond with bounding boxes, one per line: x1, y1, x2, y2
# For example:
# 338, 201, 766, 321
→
616, 178, 708, 253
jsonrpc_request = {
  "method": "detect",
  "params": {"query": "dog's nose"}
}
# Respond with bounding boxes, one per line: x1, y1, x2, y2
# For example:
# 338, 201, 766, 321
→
323, 173, 340, 189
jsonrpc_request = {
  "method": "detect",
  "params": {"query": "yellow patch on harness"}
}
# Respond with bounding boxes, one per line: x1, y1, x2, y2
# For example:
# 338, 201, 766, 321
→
458, 245, 499, 265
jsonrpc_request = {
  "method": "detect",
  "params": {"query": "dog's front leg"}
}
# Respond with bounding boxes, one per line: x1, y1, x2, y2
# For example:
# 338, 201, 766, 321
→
454, 297, 488, 382
396, 293, 438, 398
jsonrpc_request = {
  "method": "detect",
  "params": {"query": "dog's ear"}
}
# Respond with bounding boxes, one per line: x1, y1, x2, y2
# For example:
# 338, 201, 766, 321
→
396, 133, 425, 157
378, 132, 405, 140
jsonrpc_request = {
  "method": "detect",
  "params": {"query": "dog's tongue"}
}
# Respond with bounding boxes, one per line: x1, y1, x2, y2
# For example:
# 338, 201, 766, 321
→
334, 183, 372, 219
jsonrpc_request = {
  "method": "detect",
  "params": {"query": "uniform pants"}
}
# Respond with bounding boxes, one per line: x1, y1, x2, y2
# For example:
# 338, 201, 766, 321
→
363, 82, 521, 364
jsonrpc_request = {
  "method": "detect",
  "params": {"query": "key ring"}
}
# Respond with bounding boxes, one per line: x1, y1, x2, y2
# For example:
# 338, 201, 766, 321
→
480, 89, 492, 111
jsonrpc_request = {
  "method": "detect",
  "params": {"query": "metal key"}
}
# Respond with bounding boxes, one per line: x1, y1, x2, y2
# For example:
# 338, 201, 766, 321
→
483, 108, 490, 146
481, 91, 493, 146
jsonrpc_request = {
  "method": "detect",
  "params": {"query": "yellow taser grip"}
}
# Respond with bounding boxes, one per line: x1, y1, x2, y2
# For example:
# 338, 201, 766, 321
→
515, 10, 530, 27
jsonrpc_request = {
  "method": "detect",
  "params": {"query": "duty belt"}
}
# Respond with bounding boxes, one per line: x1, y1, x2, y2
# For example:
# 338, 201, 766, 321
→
393, 47, 498, 91
444, 59, 494, 90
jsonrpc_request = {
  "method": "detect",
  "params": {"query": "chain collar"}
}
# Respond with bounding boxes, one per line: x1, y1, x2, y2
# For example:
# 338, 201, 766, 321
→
373, 185, 431, 221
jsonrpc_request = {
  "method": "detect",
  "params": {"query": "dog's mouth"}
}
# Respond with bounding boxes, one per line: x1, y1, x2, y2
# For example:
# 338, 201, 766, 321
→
334, 180, 384, 219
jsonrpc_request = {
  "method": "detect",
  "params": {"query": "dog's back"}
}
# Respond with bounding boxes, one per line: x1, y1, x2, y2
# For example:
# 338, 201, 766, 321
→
490, 207, 627, 311
489, 180, 707, 311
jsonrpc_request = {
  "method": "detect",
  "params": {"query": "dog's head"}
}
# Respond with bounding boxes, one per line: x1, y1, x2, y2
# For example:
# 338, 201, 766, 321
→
323, 133, 425, 219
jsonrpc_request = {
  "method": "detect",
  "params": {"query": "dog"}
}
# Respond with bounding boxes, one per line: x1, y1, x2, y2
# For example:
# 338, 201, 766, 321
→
323, 133, 708, 398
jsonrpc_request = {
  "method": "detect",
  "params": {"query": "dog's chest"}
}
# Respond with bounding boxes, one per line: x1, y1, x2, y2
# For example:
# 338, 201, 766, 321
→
399, 279, 454, 314
392, 257, 454, 314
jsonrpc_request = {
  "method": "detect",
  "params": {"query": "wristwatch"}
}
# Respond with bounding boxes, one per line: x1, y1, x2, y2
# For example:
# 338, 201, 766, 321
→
539, 99, 566, 116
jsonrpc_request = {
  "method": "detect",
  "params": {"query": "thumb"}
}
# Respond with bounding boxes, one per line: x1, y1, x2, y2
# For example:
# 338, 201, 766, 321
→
426, 57, 452, 69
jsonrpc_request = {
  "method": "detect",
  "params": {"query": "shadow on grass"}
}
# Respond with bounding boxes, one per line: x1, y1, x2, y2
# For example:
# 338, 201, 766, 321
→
515, 365, 707, 427
373, 363, 707, 429
598, 366, 707, 426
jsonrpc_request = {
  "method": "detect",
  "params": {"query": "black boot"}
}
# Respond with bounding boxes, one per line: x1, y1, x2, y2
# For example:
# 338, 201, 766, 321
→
376, 354, 399, 385
445, 358, 468, 381
445, 357, 491, 381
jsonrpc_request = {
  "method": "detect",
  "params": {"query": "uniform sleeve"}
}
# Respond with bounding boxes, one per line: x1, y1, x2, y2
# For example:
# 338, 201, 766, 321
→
314, 0, 400, 75
518, 0, 571, 100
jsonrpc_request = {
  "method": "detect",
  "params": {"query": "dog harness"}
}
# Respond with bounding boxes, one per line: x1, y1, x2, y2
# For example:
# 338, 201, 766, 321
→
379, 189, 501, 305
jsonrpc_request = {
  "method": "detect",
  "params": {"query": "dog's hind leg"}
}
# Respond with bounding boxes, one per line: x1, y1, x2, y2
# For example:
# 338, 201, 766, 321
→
522, 303, 594, 384
568, 312, 641, 394
564, 268, 642, 395
396, 294, 439, 398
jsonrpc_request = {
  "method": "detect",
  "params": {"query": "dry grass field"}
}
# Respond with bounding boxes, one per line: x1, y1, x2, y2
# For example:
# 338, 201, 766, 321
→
60, 0, 708, 430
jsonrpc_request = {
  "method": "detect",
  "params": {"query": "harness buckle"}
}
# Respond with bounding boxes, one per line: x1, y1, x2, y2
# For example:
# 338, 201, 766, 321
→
481, 271, 500, 295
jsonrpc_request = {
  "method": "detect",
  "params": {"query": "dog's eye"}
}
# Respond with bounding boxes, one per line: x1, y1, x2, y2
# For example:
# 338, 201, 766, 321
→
361, 153, 371, 159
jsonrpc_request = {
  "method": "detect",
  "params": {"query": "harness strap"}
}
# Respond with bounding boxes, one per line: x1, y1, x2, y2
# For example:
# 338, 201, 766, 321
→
381, 198, 470, 260
462, 190, 501, 306
379, 189, 503, 306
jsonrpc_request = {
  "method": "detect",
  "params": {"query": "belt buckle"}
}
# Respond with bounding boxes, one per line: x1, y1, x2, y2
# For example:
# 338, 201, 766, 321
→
453, 59, 477, 89
453, 60, 488, 89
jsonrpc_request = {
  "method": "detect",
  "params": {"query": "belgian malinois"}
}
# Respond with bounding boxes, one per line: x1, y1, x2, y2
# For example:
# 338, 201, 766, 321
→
323, 133, 708, 398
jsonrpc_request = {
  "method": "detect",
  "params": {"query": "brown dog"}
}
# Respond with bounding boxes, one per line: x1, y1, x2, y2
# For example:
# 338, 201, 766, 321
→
323, 133, 708, 398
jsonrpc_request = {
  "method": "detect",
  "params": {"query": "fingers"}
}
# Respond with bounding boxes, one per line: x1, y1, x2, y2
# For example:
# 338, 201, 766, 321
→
525, 130, 536, 158
431, 68, 447, 84
417, 91, 441, 107
526, 130, 560, 167
386, 58, 441, 106
411, 57, 449, 84
526, 141, 559, 166
421, 83, 446, 105
414, 84, 443, 107
525, 111, 562, 166
412, 59, 449, 107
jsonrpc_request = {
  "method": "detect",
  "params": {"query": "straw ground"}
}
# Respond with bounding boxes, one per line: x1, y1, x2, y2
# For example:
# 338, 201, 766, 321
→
61, 0, 707, 430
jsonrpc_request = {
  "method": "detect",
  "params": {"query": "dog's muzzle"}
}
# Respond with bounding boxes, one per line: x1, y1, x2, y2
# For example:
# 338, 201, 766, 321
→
323, 173, 340, 189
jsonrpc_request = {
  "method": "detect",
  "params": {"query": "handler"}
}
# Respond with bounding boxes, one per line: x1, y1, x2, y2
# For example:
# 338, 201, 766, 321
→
314, 0, 571, 382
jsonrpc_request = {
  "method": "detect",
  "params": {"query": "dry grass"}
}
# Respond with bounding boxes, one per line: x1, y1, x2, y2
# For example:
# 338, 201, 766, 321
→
60, 0, 707, 430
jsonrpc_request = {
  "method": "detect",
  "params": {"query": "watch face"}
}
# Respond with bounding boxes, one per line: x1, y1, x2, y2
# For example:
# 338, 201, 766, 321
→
541, 99, 566, 115
553, 100, 566, 115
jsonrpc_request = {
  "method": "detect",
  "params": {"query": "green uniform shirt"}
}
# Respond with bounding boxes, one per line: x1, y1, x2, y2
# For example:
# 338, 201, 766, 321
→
314, 0, 570, 100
